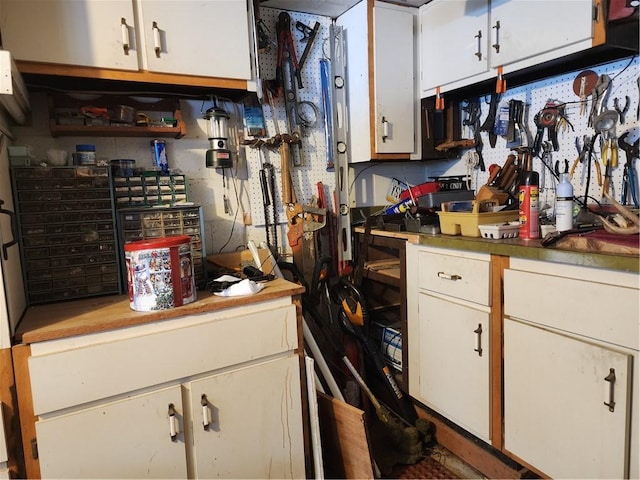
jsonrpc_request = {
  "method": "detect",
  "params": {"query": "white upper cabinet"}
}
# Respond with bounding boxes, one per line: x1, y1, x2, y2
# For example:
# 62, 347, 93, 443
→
420, 0, 490, 95
338, 0, 419, 161
488, 0, 593, 69
139, 1, 251, 79
420, 0, 596, 96
0, 0, 139, 71
373, 4, 416, 155
0, 0, 252, 81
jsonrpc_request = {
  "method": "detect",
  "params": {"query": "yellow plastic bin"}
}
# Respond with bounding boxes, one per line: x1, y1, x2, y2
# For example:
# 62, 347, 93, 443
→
437, 210, 519, 237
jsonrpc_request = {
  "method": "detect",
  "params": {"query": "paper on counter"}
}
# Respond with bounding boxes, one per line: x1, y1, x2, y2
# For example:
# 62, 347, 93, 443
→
214, 278, 265, 297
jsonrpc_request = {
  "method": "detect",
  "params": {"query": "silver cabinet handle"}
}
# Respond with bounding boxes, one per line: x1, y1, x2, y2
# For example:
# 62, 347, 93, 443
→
381, 116, 389, 143
168, 403, 179, 441
201, 394, 212, 430
152, 21, 162, 58
0, 199, 18, 261
473, 324, 483, 356
604, 368, 616, 412
437, 271, 461, 281
474, 30, 482, 60
492, 20, 501, 53
120, 17, 130, 55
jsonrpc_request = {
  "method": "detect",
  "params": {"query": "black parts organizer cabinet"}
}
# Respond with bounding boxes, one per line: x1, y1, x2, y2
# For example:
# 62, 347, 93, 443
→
11, 166, 121, 304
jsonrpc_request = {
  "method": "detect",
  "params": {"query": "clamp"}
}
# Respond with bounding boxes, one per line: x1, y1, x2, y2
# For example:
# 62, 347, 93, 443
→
618, 132, 639, 207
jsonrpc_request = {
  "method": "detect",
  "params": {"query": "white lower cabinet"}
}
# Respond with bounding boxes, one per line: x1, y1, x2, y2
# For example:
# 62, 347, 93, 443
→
406, 244, 491, 443
22, 300, 305, 479
190, 356, 303, 478
504, 259, 639, 478
415, 294, 490, 441
504, 319, 631, 479
36, 386, 188, 479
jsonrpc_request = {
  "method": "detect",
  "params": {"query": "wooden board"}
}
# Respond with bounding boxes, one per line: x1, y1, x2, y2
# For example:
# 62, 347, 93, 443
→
0, 348, 24, 478
317, 392, 374, 479
555, 231, 639, 255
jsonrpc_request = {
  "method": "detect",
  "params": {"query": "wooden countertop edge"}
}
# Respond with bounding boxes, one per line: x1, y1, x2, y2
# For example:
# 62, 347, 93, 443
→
16, 278, 305, 344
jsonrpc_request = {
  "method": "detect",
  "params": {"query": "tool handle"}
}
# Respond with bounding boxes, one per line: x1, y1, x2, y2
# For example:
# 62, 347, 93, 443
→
280, 143, 293, 204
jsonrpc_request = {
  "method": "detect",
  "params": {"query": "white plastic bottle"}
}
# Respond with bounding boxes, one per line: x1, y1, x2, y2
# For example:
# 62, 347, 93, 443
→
555, 173, 574, 232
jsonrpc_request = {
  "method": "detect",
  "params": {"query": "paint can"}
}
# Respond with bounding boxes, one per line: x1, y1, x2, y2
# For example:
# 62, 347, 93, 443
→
124, 235, 196, 311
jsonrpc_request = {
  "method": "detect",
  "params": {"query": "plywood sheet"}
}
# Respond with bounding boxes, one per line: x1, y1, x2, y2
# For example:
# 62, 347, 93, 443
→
317, 392, 374, 479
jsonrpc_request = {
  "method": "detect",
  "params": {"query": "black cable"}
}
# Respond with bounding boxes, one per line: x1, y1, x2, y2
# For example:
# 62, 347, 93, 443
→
217, 168, 241, 253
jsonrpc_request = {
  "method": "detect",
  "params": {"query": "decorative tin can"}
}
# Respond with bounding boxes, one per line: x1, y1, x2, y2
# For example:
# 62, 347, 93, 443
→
150, 139, 169, 174
124, 235, 196, 311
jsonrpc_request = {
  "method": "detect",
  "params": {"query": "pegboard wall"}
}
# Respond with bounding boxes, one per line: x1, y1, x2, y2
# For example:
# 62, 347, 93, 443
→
245, 8, 336, 234
466, 55, 639, 216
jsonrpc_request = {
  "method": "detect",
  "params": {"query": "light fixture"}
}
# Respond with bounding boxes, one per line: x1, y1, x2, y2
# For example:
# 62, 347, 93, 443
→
204, 106, 232, 169
0, 50, 31, 126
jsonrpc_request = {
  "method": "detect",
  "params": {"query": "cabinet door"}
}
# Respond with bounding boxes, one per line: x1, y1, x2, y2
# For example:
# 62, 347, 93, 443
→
140, 0, 251, 79
419, 0, 489, 94
488, 0, 593, 68
504, 319, 631, 479
190, 355, 305, 479
413, 293, 490, 442
373, 3, 415, 154
35, 386, 188, 479
0, 0, 139, 71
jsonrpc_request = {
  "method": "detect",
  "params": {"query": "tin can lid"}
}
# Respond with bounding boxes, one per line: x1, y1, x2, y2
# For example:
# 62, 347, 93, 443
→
124, 235, 191, 251
76, 144, 96, 152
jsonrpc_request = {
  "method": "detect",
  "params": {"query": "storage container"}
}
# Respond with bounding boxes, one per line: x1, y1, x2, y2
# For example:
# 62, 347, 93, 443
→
437, 210, 519, 237
124, 235, 196, 311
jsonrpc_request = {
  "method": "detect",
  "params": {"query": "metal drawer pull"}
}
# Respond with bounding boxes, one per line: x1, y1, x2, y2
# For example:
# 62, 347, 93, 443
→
120, 18, 130, 55
152, 21, 162, 57
382, 117, 389, 143
473, 324, 483, 356
168, 403, 179, 441
604, 368, 616, 412
201, 394, 212, 430
492, 21, 501, 53
474, 30, 482, 60
0, 200, 18, 261
437, 271, 462, 281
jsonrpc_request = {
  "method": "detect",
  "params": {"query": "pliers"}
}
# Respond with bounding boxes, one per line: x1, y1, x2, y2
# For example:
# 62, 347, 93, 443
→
570, 135, 602, 186
614, 96, 630, 125
554, 159, 569, 176
618, 132, 639, 207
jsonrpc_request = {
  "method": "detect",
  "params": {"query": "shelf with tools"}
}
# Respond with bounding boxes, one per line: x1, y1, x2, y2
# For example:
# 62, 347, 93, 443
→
353, 223, 422, 391
47, 93, 187, 138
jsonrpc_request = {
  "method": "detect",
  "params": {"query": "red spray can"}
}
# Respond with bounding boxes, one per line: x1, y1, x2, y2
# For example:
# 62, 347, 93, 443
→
518, 170, 540, 239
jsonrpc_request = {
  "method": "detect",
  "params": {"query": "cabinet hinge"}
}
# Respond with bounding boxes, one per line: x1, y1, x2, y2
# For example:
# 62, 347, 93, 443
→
30, 438, 38, 460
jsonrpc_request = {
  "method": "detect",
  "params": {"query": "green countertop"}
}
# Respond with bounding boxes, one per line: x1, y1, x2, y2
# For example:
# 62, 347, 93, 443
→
414, 234, 639, 274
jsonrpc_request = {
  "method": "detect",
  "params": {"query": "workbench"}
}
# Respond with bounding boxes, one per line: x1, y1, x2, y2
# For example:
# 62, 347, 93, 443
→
12, 278, 308, 479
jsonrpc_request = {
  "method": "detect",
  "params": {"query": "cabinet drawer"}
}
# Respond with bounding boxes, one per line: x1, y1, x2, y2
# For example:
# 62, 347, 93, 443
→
29, 304, 298, 415
504, 269, 639, 350
416, 249, 491, 306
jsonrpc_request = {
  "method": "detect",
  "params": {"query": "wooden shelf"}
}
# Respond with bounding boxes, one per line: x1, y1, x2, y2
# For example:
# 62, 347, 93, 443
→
47, 93, 187, 139
364, 259, 401, 287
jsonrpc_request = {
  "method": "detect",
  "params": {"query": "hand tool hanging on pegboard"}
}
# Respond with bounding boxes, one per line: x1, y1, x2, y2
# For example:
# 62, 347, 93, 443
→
272, 12, 319, 167
258, 146, 280, 255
